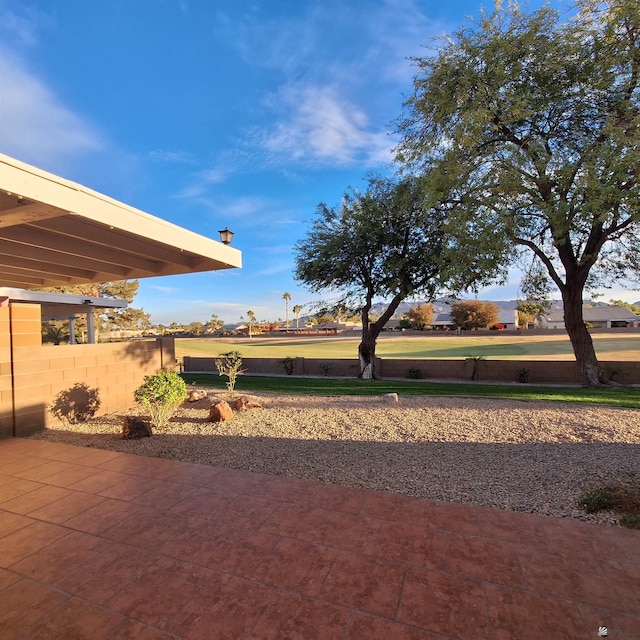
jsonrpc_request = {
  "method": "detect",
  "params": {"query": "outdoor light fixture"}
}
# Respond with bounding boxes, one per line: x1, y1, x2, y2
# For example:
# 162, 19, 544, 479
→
218, 227, 234, 245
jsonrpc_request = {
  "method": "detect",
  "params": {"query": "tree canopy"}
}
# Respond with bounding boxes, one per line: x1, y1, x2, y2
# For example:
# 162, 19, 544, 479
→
405, 304, 434, 330
396, 0, 640, 385
450, 300, 501, 330
295, 174, 491, 377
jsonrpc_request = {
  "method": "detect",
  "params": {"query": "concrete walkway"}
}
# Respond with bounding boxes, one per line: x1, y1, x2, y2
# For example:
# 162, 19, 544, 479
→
0, 438, 639, 639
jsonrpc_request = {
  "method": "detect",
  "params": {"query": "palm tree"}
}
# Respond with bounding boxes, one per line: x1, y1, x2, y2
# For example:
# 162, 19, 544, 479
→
247, 310, 256, 338
292, 304, 302, 329
282, 292, 292, 328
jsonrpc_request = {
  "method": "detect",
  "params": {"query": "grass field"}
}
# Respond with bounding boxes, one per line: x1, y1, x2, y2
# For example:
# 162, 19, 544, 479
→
181, 373, 640, 408
176, 332, 640, 361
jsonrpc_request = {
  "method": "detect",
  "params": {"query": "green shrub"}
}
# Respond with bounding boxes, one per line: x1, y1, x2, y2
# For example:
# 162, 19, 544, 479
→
407, 367, 422, 379
579, 486, 622, 513
215, 351, 245, 397
134, 369, 187, 430
578, 472, 640, 527
281, 356, 295, 375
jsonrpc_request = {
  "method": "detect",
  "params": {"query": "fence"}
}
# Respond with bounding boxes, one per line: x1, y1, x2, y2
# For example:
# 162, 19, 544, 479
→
182, 355, 640, 385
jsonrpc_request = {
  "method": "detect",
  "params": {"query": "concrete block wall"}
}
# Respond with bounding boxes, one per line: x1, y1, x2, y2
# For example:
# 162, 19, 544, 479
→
1, 323, 178, 437
182, 355, 640, 385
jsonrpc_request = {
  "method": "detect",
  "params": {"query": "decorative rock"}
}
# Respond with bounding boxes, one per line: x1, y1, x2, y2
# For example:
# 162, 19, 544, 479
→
382, 393, 399, 404
233, 395, 263, 412
187, 389, 207, 402
122, 416, 152, 439
209, 400, 234, 422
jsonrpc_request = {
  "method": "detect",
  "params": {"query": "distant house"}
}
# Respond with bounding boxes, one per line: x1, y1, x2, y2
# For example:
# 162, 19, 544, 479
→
498, 309, 519, 330
539, 305, 638, 329
431, 313, 455, 330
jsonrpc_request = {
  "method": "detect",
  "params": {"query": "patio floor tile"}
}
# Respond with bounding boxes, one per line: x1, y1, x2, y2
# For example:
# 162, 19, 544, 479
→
0, 520, 71, 567
165, 573, 278, 640
0, 578, 69, 638
319, 550, 406, 618
55, 541, 160, 605
0, 484, 74, 515
25, 490, 106, 524
105, 555, 215, 628
248, 592, 351, 639
0, 438, 639, 640
398, 566, 491, 639
24, 596, 125, 640
444, 531, 525, 586
9, 529, 111, 583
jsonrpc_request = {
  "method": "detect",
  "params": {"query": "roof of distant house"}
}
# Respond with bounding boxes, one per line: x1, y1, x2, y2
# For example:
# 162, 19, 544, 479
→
543, 305, 638, 323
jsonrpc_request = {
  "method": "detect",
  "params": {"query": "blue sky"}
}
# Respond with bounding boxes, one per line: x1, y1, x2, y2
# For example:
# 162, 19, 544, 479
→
1, 0, 636, 324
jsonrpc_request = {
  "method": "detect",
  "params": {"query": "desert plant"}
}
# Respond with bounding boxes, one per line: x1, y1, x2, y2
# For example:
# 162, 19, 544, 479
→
43, 324, 69, 345
578, 472, 640, 528
517, 368, 529, 383
407, 367, 422, 379
134, 369, 187, 430
320, 361, 331, 376
579, 486, 623, 513
215, 351, 245, 397
467, 355, 486, 381
281, 356, 295, 375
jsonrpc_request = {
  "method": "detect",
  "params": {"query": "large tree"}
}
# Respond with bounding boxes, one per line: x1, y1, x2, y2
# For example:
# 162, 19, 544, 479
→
396, 0, 640, 386
450, 300, 500, 330
295, 175, 492, 378
405, 304, 434, 330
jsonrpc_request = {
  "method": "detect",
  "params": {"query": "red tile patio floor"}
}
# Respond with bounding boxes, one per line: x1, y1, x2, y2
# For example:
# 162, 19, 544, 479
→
0, 437, 639, 639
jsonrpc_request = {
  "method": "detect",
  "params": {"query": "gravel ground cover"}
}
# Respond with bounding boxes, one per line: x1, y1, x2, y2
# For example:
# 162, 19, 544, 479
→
30, 392, 640, 527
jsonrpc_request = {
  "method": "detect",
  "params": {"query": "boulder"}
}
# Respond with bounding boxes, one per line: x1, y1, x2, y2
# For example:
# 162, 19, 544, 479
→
209, 400, 234, 422
122, 416, 152, 439
233, 395, 262, 411
382, 392, 399, 404
187, 389, 207, 402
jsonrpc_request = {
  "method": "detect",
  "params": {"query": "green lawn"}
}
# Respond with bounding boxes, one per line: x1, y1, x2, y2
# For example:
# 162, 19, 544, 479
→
176, 332, 640, 361
181, 373, 640, 409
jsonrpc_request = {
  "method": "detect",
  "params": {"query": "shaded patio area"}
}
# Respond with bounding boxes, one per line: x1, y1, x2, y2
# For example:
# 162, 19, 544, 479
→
1, 438, 639, 639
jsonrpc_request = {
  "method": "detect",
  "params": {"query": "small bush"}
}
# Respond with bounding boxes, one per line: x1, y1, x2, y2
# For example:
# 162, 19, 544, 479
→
579, 486, 623, 513
215, 351, 245, 397
467, 355, 486, 381
281, 356, 295, 375
320, 361, 331, 376
407, 367, 422, 379
517, 368, 529, 383
578, 472, 640, 527
134, 369, 187, 430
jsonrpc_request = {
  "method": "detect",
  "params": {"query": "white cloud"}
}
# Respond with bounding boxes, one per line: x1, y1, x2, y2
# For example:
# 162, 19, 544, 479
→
253, 84, 395, 167
211, 1, 446, 170
148, 285, 180, 294
0, 48, 104, 170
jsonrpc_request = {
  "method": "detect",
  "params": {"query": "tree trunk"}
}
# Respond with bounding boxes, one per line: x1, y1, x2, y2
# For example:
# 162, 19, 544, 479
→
562, 286, 605, 386
358, 327, 379, 379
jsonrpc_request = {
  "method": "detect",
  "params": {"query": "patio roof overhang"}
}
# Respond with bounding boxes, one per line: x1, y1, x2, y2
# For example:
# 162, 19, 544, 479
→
0, 287, 128, 320
0, 153, 242, 289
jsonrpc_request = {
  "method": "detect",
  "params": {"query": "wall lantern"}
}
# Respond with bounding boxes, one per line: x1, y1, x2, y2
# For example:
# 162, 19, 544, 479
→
218, 227, 234, 245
